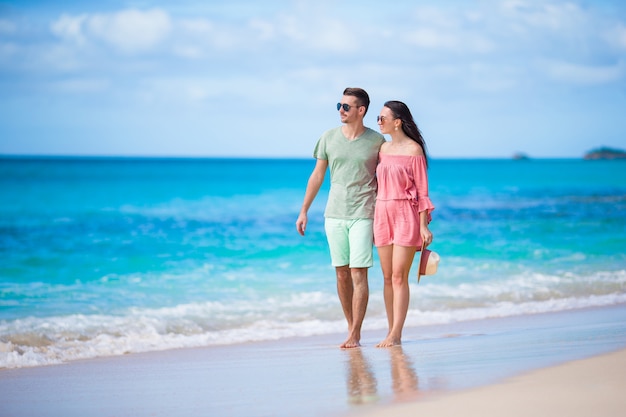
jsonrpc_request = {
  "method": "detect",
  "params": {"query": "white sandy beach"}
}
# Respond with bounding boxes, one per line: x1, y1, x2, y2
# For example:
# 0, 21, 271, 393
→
354, 348, 626, 417
1, 305, 626, 417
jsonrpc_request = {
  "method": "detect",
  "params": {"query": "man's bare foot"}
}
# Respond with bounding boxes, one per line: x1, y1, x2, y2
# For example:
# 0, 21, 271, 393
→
375, 337, 401, 348
340, 337, 361, 349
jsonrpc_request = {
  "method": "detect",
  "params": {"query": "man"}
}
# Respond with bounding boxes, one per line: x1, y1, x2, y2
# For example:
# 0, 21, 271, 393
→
296, 87, 385, 348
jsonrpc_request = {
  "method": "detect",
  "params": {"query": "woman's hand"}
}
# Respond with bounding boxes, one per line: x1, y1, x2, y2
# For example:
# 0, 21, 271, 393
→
419, 210, 433, 247
421, 226, 433, 247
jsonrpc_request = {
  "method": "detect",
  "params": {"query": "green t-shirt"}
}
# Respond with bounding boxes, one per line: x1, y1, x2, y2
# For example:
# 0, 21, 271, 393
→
313, 126, 385, 219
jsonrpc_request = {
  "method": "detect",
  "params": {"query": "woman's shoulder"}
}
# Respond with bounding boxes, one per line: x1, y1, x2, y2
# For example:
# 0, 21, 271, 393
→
380, 140, 424, 157
406, 140, 425, 157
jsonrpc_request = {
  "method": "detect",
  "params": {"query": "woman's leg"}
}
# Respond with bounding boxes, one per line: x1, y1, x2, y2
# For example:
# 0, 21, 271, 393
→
377, 245, 394, 335
377, 245, 417, 347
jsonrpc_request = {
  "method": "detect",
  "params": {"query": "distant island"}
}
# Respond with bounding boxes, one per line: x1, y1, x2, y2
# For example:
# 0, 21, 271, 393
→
583, 147, 626, 160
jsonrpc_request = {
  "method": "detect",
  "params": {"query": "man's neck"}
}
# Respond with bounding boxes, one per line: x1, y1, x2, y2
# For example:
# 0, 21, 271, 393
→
342, 122, 366, 140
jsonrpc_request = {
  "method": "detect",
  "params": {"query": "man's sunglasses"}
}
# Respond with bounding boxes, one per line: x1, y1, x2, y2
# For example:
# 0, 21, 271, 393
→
337, 103, 361, 112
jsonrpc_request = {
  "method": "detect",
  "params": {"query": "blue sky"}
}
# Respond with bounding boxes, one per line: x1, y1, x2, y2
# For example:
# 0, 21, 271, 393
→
1, 0, 625, 158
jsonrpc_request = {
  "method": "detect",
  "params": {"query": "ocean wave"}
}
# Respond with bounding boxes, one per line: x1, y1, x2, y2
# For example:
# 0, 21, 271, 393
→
2, 277, 626, 369
416, 269, 626, 306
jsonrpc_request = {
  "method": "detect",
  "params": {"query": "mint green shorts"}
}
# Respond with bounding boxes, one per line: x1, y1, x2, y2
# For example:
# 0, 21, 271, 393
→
324, 218, 374, 268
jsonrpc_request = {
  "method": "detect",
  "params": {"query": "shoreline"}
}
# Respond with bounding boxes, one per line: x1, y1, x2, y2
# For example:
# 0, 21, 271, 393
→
1, 304, 626, 417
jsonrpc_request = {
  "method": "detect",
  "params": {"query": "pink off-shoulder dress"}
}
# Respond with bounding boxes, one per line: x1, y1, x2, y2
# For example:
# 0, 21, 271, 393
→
373, 153, 435, 247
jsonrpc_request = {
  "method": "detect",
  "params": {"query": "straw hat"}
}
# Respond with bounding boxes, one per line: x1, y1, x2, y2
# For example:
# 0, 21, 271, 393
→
417, 243, 440, 283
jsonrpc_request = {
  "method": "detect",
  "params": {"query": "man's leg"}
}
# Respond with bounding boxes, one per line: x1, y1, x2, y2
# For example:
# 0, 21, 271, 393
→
327, 218, 372, 348
341, 267, 368, 348
336, 265, 354, 332
340, 219, 374, 348
337, 266, 368, 348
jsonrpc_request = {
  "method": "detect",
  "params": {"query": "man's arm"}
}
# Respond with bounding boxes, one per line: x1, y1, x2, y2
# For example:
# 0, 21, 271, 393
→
296, 159, 328, 236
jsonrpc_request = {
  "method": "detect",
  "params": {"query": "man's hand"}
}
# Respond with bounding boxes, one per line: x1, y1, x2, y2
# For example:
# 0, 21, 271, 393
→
296, 213, 307, 236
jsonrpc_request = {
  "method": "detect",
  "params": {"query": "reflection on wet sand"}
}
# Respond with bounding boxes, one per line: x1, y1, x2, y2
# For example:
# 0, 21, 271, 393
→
344, 346, 420, 406
388, 346, 420, 402
345, 348, 378, 404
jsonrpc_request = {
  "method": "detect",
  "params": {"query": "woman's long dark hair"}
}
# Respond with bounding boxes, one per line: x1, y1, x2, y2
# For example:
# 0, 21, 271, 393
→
385, 100, 428, 167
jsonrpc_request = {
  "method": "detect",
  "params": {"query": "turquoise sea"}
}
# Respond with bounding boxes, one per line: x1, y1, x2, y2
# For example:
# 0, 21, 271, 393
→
1, 156, 625, 368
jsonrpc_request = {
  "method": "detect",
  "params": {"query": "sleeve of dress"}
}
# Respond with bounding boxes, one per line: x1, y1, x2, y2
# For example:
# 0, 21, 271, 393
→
413, 156, 435, 222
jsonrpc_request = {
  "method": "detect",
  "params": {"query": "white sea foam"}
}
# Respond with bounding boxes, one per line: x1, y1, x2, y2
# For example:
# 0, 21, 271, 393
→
2, 284, 626, 369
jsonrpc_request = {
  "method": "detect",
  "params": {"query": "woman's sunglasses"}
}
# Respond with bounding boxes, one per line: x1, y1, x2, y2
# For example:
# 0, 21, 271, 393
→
377, 115, 396, 123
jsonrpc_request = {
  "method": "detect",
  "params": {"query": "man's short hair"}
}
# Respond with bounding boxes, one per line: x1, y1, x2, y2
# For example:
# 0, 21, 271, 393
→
343, 87, 370, 115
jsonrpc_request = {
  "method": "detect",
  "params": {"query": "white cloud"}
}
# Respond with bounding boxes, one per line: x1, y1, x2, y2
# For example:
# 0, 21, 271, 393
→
500, 0, 585, 31
404, 5, 495, 54
176, 16, 245, 51
50, 9, 172, 53
138, 77, 225, 103
609, 23, 626, 49
305, 19, 359, 53
249, 18, 276, 41
179, 17, 214, 35
50, 14, 88, 45
87, 9, 172, 53
406, 28, 493, 54
412, 5, 459, 29
49, 78, 111, 94
0, 19, 17, 34
407, 27, 458, 49
0, 42, 18, 59
39, 44, 89, 71
541, 59, 626, 84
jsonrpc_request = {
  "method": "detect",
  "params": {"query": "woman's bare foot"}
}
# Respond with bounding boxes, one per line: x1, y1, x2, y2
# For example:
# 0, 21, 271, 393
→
376, 336, 401, 348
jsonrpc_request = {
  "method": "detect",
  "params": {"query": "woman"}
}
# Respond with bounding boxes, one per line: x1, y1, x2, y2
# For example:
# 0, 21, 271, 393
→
374, 100, 434, 347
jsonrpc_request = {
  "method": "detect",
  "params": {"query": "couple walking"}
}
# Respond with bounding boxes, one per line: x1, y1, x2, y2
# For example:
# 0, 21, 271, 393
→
296, 87, 434, 349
